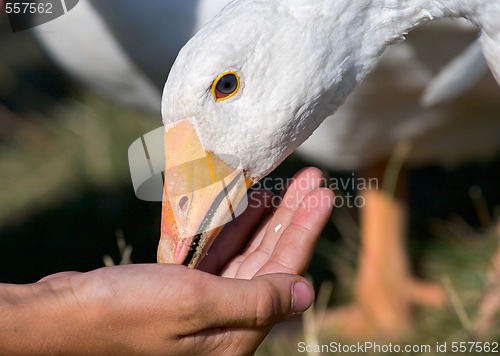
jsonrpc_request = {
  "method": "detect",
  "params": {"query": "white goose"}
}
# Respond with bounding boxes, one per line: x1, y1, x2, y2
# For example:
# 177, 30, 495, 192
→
158, 0, 500, 336
33, 0, 499, 336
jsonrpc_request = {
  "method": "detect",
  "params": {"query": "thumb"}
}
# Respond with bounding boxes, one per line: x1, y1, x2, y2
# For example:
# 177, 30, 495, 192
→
196, 273, 314, 330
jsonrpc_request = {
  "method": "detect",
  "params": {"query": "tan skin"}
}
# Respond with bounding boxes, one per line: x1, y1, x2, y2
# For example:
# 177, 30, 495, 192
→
0, 168, 334, 355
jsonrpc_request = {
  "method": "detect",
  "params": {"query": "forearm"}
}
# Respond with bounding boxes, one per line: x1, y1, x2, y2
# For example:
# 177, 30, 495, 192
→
0, 280, 96, 355
1, 269, 186, 355
1, 282, 49, 354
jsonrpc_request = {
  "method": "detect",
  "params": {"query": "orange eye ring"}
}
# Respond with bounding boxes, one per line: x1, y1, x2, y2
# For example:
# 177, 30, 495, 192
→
211, 71, 241, 101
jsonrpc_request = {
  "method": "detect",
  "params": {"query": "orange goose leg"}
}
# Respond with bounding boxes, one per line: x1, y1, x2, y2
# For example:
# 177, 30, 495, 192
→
323, 160, 446, 339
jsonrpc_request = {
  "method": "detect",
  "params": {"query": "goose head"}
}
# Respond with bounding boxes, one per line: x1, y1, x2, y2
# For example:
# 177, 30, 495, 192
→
158, 0, 500, 266
162, 1, 355, 180
158, 1, 353, 266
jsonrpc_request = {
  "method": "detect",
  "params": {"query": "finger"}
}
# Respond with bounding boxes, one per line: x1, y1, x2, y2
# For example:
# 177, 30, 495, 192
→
198, 189, 273, 274
240, 167, 325, 258
256, 188, 334, 276
186, 273, 314, 333
227, 169, 326, 279
279, 167, 325, 209
230, 188, 333, 279
218, 213, 273, 278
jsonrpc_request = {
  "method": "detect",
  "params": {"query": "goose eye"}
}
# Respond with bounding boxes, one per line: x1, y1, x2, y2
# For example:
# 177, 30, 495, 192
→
211, 72, 240, 101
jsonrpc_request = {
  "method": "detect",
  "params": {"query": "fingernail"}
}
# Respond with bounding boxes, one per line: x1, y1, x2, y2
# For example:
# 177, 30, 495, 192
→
292, 281, 314, 315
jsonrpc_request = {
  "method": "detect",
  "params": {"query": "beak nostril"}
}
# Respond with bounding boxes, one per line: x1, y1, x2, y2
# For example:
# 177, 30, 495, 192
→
179, 196, 189, 214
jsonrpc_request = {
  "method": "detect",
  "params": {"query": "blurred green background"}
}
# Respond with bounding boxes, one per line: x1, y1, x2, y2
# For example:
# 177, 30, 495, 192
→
0, 16, 163, 282
1, 8, 499, 352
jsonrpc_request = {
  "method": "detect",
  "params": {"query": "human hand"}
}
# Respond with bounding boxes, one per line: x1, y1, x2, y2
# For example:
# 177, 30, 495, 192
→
199, 166, 332, 279
2, 168, 333, 355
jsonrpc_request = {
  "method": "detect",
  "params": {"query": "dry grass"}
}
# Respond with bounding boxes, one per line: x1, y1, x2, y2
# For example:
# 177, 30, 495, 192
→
255, 224, 500, 355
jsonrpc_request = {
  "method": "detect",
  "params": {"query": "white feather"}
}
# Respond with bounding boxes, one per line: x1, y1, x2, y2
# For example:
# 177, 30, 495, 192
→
421, 39, 488, 107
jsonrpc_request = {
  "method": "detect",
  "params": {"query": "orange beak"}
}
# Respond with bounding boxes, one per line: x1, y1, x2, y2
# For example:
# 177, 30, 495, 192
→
157, 120, 252, 268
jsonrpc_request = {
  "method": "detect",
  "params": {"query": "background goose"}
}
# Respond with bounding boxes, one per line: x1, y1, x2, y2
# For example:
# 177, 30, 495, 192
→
33, 0, 229, 113
294, 25, 500, 335
30, 0, 500, 338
